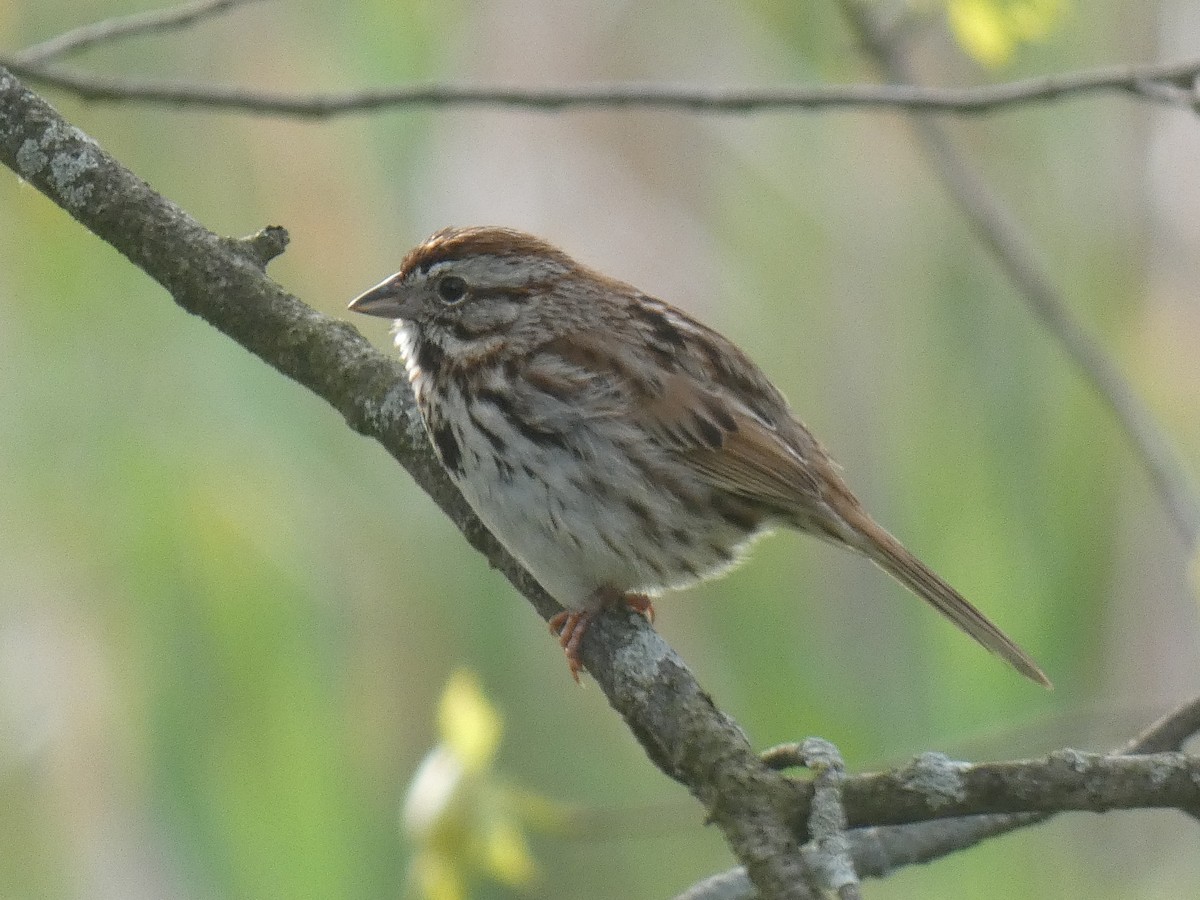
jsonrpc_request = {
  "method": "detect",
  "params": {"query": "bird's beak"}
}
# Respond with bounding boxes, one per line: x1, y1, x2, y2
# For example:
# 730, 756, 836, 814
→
348, 275, 406, 318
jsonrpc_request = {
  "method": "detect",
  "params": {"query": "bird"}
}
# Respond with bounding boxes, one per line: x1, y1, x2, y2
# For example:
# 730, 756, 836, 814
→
349, 226, 1048, 687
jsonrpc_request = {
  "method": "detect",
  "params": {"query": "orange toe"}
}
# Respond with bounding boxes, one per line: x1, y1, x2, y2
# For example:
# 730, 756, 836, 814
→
549, 609, 594, 683
624, 593, 656, 623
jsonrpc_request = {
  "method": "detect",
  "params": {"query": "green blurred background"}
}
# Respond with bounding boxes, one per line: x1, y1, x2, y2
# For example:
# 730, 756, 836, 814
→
2, 0, 1199, 897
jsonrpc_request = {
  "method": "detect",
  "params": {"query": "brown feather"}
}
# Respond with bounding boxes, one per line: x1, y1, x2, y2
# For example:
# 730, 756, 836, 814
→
628, 319, 1051, 687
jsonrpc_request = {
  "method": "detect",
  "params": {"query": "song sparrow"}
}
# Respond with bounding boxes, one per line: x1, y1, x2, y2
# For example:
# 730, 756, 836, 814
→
349, 226, 1048, 687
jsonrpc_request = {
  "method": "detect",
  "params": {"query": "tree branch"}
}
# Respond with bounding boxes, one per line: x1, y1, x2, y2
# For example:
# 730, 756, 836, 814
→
3, 57, 1200, 118
841, 749, 1200, 824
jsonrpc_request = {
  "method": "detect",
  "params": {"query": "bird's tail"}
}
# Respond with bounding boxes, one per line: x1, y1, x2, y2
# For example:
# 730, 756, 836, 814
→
845, 512, 1050, 688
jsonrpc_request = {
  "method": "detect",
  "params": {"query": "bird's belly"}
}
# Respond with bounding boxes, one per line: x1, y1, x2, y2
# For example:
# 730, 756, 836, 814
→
450, 436, 765, 610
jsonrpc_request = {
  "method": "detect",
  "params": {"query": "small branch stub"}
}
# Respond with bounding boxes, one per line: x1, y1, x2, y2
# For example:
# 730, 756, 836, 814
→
227, 224, 289, 268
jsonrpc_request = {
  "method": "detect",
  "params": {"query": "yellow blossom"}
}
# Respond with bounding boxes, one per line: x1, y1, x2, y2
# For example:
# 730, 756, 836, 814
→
946, 0, 1066, 65
402, 669, 567, 899
438, 669, 502, 772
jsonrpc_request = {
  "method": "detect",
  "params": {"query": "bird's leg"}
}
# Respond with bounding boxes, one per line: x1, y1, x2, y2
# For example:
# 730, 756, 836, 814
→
548, 589, 657, 682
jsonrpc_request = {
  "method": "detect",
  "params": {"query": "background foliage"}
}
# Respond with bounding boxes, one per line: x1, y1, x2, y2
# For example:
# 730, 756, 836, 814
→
1, 1, 1197, 897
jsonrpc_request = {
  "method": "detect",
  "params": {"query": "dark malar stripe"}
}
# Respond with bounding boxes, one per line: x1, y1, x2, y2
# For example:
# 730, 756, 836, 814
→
430, 421, 463, 476
449, 319, 492, 342
416, 340, 445, 378
446, 314, 516, 342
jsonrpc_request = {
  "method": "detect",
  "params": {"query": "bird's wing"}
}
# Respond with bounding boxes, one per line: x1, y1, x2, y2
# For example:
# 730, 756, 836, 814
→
635, 369, 840, 519
516, 320, 853, 529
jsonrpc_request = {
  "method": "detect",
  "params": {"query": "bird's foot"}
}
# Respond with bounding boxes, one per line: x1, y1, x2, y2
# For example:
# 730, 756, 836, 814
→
548, 590, 657, 682
623, 592, 655, 623
548, 609, 594, 684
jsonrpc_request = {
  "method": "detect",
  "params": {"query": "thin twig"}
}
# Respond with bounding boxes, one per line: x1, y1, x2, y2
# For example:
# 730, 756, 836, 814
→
11, 0, 268, 67
840, 0, 1200, 549
2, 57, 1200, 118
1122, 694, 1200, 754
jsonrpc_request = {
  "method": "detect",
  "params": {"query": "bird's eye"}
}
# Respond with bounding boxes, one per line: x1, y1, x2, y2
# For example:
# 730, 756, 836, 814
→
435, 274, 468, 304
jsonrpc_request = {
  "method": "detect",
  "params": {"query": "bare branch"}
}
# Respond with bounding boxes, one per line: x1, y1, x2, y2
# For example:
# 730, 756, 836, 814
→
840, 0, 1200, 549
11, 0, 268, 67
841, 749, 1200, 824
1123, 694, 1200, 754
2, 57, 1200, 118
